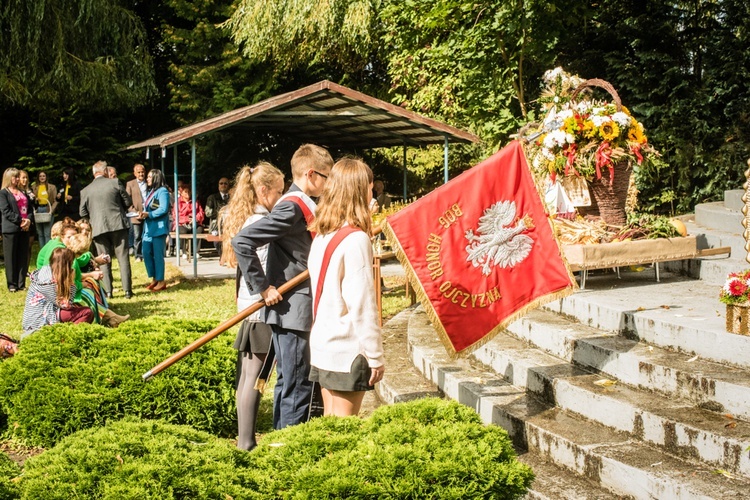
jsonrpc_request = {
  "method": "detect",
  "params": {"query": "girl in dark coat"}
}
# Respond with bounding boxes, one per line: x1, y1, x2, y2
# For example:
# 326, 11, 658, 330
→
56, 168, 81, 221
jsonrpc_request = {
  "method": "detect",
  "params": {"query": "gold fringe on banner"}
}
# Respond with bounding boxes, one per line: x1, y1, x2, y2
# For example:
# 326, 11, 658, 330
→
381, 143, 578, 358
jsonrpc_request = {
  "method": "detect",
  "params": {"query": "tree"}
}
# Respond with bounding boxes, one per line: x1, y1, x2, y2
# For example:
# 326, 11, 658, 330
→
0, 0, 156, 112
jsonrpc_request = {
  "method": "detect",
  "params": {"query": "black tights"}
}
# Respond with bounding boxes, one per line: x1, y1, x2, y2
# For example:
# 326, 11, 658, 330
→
236, 350, 266, 450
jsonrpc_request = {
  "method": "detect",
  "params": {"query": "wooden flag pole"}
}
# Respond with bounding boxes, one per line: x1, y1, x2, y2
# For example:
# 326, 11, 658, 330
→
142, 270, 309, 381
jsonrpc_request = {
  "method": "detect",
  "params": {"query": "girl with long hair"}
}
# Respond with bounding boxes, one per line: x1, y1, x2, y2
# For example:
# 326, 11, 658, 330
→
56, 168, 81, 221
32, 171, 58, 247
139, 169, 171, 292
222, 162, 285, 450
66, 231, 129, 327
307, 158, 384, 417
22, 247, 94, 337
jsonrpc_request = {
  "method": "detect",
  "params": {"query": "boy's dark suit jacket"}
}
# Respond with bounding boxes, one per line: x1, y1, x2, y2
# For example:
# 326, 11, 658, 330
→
232, 185, 313, 332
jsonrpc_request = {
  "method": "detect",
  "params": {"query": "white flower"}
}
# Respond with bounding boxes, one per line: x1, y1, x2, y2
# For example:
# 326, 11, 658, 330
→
591, 115, 611, 127
575, 101, 592, 114
612, 112, 632, 128
557, 109, 574, 121
543, 130, 572, 150
543, 67, 565, 83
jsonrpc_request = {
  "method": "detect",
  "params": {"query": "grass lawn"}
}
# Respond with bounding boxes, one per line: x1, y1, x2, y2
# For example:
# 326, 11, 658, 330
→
0, 248, 412, 337
0, 246, 411, 461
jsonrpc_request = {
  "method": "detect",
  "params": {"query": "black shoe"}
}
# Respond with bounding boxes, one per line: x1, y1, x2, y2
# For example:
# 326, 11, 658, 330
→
125, 291, 133, 299
8, 287, 17, 293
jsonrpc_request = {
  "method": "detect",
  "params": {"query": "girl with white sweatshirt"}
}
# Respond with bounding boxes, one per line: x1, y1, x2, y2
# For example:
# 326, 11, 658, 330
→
308, 158, 385, 417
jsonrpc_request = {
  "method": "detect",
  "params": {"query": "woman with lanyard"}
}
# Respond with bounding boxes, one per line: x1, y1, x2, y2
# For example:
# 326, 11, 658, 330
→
138, 169, 171, 292
0, 168, 34, 292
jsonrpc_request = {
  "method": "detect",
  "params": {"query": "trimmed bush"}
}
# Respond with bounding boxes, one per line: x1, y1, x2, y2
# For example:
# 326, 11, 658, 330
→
0, 318, 237, 447
0, 452, 21, 499
16, 399, 532, 499
249, 397, 534, 499
18, 418, 263, 499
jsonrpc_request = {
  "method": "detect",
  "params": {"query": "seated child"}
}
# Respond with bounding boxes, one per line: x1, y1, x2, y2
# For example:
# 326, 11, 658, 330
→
22, 248, 94, 338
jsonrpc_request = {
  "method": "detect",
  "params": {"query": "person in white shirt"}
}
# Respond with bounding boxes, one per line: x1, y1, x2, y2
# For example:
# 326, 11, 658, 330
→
221, 162, 285, 450
307, 157, 385, 417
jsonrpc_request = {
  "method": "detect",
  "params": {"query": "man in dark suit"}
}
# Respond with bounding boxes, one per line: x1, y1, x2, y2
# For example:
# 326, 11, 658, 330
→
232, 144, 333, 429
126, 164, 147, 262
205, 177, 230, 260
80, 161, 133, 299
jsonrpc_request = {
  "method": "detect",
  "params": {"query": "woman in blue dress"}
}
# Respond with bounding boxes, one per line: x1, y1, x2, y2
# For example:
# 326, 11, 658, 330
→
139, 169, 171, 292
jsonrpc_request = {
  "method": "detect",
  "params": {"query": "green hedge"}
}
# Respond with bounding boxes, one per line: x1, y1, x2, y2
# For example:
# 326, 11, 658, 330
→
15, 399, 532, 499
0, 451, 21, 499
251, 397, 533, 499
18, 418, 263, 499
0, 319, 237, 447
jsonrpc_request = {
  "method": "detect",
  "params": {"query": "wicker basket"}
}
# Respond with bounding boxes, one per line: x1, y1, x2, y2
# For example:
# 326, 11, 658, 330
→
726, 303, 750, 335
570, 79, 632, 227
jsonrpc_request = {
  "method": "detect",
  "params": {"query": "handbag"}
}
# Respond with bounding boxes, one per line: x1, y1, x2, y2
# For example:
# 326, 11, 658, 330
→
34, 203, 53, 224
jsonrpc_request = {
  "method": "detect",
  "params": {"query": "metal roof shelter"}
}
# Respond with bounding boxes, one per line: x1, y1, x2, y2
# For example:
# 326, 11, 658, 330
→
126, 80, 480, 277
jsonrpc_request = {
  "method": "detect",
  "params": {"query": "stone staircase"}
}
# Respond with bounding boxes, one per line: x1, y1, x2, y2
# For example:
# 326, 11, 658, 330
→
377, 189, 750, 499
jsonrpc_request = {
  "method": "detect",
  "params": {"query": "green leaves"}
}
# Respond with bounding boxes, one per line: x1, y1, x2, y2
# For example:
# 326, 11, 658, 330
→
0, 319, 238, 448
0, 0, 156, 112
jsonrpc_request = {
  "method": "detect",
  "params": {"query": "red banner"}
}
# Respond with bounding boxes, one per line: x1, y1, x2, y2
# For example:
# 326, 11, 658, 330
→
383, 141, 575, 355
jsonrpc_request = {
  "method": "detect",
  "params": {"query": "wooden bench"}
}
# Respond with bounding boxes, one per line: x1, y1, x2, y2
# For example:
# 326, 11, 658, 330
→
169, 232, 223, 261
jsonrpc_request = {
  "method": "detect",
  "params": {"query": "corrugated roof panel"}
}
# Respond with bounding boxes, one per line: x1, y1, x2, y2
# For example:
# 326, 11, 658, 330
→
125, 80, 479, 150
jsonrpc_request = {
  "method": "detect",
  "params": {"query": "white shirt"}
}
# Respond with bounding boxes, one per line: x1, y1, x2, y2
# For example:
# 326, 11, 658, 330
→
237, 206, 270, 319
308, 227, 384, 371
138, 179, 147, 201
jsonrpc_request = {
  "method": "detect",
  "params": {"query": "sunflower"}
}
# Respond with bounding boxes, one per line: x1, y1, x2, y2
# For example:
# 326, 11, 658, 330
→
582, 119, 597, 138
628, 122, 647, 143
599, 121, 620, 141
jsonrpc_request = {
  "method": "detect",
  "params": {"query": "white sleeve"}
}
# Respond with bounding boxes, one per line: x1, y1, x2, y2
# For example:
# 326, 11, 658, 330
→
340, 232, 383, 368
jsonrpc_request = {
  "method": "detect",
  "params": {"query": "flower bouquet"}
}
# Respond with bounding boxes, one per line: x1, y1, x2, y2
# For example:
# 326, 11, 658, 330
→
524, 68, 657, 226
721, 270, 750, 335
720, 270, 750, 306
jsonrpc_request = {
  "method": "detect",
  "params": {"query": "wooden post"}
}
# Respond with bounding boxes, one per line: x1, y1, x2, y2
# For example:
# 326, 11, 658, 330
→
743, 158, 750, 264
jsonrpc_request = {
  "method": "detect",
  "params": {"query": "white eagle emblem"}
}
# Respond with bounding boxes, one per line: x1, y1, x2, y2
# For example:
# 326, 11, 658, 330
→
465, 201, 535, 276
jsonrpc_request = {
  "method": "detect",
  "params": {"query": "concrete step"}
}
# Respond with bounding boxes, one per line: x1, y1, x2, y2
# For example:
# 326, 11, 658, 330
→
663, 217, 746, 286
379, 307, 617, 498
407, 308, 750, 498
725, 190, 744, 212
543, 272, 750, 370
695, 201, 743, 234
471, 328, 750, 477
519, 450, 624, 500
375, 305, 442, 405
506, 308, 750, 421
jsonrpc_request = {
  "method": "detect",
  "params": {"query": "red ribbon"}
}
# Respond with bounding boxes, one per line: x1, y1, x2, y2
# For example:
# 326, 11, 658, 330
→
595, 141, 614, 183
564, 144, 579, 177
630, 144, 644, 165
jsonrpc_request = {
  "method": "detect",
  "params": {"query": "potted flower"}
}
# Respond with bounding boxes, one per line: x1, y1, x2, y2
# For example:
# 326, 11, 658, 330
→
524, 68, 657, 226
721, 270, 750, 335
